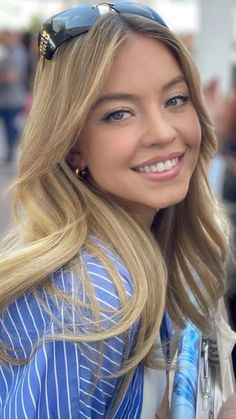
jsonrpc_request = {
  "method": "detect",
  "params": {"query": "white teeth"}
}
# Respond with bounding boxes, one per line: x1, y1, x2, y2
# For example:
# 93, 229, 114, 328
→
136, 157, 179, 173
164, 160, 173, 170
156, 162, 165, 172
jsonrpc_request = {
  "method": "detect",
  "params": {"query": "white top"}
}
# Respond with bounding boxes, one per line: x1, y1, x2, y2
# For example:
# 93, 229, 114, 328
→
141, 334, 167, 418
141, 366, 167, 418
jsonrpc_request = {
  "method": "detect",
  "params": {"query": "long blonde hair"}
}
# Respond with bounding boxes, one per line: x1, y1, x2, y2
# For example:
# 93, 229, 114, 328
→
0, 13, 229, 382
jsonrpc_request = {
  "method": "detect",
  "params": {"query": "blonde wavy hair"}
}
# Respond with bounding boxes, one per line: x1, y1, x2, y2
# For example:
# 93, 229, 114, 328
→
0, 12, 229, 397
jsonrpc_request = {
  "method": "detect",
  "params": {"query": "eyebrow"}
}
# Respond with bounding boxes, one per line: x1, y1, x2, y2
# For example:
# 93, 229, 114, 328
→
93, 93, 139, 110
162, 75, 186, 91
93, 75, 187, 109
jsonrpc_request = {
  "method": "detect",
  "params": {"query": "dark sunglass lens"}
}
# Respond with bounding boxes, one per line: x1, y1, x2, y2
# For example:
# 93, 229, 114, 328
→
113, 1, 167, 27
51, 6, 99, 32
39, 1, 167, 60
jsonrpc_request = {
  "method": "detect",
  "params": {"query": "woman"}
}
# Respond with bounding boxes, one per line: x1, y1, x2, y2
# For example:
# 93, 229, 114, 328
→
0, 2, 232, 418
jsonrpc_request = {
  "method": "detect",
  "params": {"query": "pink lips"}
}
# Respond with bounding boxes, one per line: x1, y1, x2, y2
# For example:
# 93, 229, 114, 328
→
133, 152, 184, 170
134, 154, 184, 182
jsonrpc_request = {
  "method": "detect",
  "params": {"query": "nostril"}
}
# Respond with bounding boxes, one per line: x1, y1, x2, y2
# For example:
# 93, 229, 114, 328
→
141, 122, 176, 147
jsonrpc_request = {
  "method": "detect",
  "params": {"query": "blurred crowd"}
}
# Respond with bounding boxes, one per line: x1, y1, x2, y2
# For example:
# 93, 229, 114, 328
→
199, 77, 236, 375
0, 29, 37, 163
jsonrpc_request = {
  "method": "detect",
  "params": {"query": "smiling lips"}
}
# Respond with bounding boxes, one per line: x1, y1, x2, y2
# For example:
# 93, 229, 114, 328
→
133, 153, 184, 174
135, 157, 179, 173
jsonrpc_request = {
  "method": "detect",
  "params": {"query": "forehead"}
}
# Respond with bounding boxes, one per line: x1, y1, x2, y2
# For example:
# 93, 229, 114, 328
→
101, 34, 183, 93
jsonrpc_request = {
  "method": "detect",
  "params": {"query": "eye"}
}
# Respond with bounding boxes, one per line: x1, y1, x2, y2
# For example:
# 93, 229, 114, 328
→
103, 109, 132, 122
166, 95, 190, 108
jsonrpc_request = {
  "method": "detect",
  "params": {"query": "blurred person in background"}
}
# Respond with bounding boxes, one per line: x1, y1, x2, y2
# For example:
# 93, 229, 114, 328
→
219, 87, 236, 377
21, 31, 39, 93
204, 78, 228, 198
0, 30, 28, 163
220, 87, 236, 206
20, 31, 39, 118
204, 78, 236, 377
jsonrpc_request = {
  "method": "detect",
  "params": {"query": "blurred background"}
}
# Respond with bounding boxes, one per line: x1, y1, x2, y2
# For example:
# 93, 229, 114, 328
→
0, 0, 236, 370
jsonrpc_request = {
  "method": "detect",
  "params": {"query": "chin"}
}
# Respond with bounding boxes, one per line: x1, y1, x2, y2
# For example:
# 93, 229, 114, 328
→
157, 189, 189, 209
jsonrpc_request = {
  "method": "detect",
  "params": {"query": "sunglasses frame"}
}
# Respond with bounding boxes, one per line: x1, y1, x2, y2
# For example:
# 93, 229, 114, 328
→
39, 1, 167, 60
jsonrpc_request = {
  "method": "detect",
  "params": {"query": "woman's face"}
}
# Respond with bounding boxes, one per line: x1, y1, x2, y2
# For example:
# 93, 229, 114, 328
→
77, 34, 201, 228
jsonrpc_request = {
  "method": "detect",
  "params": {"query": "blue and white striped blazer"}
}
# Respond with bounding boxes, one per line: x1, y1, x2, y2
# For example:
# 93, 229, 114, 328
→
0, 247, 144, 419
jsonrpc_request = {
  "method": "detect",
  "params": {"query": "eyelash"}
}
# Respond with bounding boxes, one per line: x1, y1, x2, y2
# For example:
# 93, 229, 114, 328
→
166, 94, 190, 107
102, 94, 190, 123
103, 108, 133, 123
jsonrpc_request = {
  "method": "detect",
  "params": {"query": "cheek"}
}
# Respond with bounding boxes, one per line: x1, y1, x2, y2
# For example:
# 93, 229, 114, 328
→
82, 129, 136, 168
188, 113, 202, 149
78, 132, 101, 167
195, 125, 202, 154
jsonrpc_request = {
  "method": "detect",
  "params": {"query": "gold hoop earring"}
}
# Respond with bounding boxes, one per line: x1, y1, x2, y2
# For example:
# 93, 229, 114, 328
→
75, 167, 87, 180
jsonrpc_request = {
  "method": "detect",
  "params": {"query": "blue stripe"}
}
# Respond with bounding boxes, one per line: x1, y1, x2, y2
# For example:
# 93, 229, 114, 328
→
0, 250, 143, 418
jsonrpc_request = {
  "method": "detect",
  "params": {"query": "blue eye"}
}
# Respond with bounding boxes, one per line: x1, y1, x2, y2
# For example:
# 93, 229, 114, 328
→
104, 109, 131, 122
166, 95, 189, 107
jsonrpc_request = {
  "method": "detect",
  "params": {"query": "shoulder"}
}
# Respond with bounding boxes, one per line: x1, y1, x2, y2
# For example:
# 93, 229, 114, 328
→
0, 247, 141, 418
82, 244, 133, 300
52, 243, 134, 310
0, 244, 135, 355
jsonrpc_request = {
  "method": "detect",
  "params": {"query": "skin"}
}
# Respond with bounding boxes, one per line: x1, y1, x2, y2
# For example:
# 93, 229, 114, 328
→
72, 34, 202, 229
218, 393, 236, 419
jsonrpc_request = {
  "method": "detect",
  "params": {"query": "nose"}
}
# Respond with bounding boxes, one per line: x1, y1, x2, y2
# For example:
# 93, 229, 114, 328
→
140, 107, 176, 147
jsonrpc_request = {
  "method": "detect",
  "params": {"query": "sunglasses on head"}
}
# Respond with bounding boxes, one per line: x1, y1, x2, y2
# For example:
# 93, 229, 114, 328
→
39, 1, 167, 60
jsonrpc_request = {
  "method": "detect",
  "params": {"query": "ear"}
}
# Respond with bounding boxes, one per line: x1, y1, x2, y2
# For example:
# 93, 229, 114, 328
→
66, 144, 86, 171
